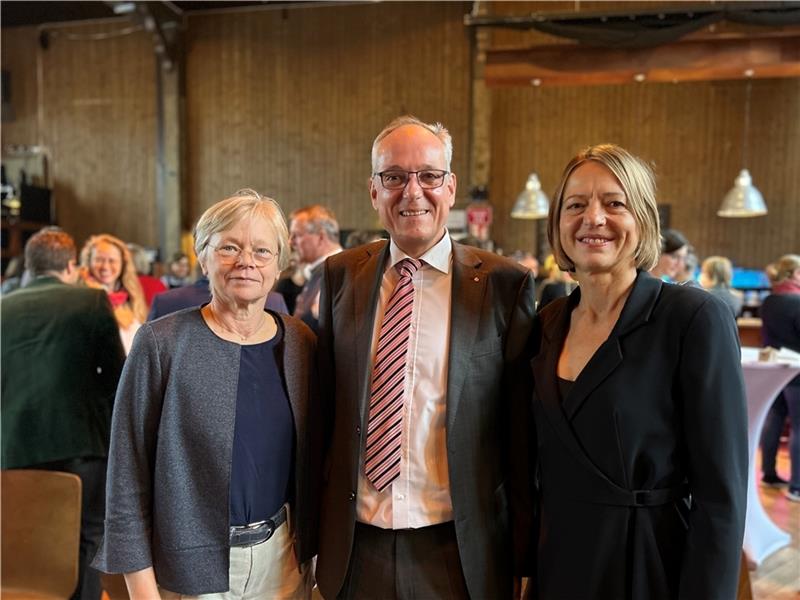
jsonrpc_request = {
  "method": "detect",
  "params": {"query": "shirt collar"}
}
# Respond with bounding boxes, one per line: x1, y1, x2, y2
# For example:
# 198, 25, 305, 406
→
388, 229, 452, 275
304, 247, 343, 279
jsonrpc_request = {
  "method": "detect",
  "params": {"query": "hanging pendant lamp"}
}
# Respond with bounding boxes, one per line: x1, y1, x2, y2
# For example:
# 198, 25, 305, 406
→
511, 173, 549, 219
718, 78, 767, 218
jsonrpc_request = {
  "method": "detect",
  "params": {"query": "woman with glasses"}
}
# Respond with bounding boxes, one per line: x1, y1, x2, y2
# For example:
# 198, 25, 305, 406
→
93, 189, 321, 599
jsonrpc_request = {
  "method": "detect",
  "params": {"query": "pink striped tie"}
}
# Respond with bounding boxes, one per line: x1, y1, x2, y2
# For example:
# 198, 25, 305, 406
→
364, 257, 422, 492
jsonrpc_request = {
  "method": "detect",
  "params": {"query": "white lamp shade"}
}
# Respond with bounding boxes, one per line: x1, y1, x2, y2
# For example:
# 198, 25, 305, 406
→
511, 173, 549, 219
717, 169, 767, 217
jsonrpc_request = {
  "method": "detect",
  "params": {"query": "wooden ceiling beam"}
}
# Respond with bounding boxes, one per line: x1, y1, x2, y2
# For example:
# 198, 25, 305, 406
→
485, 35, 800, 87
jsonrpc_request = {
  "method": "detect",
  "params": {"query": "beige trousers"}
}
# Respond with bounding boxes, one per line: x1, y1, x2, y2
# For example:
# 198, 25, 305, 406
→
161, 520, 312, 600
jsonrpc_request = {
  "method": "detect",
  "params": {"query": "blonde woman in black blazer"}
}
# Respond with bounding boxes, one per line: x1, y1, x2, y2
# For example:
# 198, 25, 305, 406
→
529, 145, 747, 599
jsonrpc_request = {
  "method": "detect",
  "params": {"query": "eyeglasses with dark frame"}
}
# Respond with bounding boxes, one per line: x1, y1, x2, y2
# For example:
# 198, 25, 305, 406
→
374, 169, 449, 190
208, 243, 277, 266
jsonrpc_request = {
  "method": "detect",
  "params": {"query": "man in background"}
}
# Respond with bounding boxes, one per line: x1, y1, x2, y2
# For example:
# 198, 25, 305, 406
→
2, 228, 126, 600
289, 204, 342, 334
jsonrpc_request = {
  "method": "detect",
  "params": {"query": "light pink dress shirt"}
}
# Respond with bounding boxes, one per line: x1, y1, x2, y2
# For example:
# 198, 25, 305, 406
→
356, 233, 454, 529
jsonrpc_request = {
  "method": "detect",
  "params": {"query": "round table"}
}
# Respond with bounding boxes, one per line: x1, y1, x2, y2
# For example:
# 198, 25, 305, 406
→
740, 346, 800, 565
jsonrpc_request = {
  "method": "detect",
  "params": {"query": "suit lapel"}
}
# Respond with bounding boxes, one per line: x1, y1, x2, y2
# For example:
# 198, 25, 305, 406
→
446, 242, 487, 433
561, 270, 663, 420
353, 241, 390, 425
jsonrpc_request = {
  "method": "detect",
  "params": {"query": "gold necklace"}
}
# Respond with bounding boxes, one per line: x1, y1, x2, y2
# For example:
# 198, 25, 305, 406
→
210, 309, 267, 342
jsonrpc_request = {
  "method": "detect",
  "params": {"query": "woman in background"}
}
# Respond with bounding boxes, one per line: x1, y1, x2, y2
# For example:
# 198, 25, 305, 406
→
161, 251, 192, 289
759, 254, 800, 501
649, 228, 689, 282
81, 234, 147, 354
700, 255, 743, 319
529, 144, 747, 599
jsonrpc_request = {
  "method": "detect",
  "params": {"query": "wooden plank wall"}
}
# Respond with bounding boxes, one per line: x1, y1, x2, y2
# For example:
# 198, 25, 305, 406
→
185, 2, 472, 231
2, 20, 158, 249
1, 26, 40, 146
485, 1, 800, 268
2, 1, 797, 268
491, 79, 800, 268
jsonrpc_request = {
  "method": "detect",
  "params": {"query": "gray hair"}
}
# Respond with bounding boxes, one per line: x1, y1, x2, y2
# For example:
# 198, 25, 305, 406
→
290, 204, 340, 243
194, 188, 290, 271
371, 115, 453, 172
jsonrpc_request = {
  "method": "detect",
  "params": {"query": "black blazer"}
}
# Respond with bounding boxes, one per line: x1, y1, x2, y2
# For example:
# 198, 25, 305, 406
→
315, 239, 537, 599
530, 271, 747, 600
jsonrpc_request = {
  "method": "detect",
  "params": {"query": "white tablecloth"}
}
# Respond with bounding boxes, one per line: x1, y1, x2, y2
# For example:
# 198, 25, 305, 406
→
740, 346, 800, 565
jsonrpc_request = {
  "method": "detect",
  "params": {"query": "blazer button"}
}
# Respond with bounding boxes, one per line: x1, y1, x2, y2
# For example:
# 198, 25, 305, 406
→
355, 426, 361, 436
348, 491, 356, 501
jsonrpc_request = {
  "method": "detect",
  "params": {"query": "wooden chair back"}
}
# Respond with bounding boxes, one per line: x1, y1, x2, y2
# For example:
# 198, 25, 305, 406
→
1, 469, 82, 600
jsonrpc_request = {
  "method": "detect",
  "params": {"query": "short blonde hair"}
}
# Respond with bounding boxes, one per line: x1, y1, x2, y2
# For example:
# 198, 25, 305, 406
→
766, 254, 800, 285
194, 188, 290, 271
547, 144, 661, 272
702, 256, 733, 288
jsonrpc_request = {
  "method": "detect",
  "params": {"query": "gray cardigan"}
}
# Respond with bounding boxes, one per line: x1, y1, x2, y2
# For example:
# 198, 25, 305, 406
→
92, 308, 321, 595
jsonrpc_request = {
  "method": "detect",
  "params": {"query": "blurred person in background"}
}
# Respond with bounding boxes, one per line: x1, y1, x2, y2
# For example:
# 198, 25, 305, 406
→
93, 189, 320, 599
345, 229, 385, 249
759, 254, 800, 501
649, 228, 689, 282
537, 253, 576, 310
514, 251, 539, 279
1, 255, 29, 294
80, 234, 147, 354
672, 246, 699, 286
699, 255, 743, 319
161, 251, 192, 289
148, 262, 287, 320
2, 228, 125, 600
127, 243, 167, 309
289, 205, 342, 334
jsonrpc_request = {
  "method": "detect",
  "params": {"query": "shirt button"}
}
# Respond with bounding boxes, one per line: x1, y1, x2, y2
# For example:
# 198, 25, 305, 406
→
397, 494, 405, 500
355, 426, 361, 436
348, 492, 356, 501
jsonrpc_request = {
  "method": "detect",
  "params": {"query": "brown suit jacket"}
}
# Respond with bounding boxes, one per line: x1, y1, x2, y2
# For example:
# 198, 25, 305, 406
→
315, 239, 537, 599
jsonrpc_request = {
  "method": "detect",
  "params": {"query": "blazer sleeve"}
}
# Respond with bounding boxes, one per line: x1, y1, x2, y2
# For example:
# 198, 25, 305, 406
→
502, 270, 539, 576
92, 324, 166, 574
677, 296, 748, 599
317, 258, 336, 457
91, 290, 126, 407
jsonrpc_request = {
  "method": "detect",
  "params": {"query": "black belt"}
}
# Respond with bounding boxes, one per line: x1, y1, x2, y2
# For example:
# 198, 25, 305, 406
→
229, 505, 287, 547
553, 481, 690, 508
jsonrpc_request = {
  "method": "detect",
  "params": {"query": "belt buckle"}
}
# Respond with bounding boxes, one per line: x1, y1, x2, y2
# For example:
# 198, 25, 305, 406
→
264, 519, 275, 540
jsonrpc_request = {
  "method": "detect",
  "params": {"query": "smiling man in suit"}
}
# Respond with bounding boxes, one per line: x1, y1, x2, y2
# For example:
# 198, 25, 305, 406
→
315, 115, 537, 599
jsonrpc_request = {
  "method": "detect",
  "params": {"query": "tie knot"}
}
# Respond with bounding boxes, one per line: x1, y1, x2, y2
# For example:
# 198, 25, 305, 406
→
395, 258, 422, 278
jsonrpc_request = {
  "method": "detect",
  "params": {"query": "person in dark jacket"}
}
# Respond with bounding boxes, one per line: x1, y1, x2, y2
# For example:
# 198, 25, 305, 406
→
529, 144, 747, 599
2, 227, 125, 600
147, 272, 287, 320
759, 254, 800, 501
93, 189, 321, 599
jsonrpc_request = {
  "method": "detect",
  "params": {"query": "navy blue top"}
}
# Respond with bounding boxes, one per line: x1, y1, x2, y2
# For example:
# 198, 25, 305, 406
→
229, 321, 294, 526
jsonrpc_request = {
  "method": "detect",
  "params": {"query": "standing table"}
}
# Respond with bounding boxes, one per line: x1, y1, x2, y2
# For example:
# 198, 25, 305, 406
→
740, 346, 800, 565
